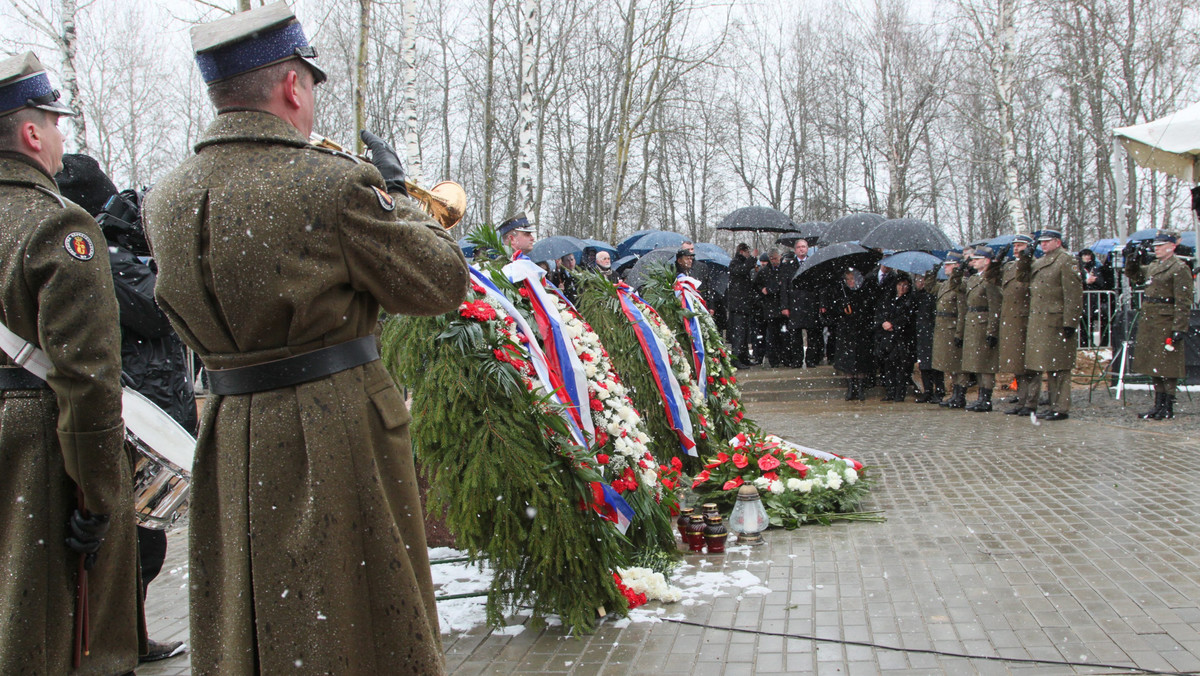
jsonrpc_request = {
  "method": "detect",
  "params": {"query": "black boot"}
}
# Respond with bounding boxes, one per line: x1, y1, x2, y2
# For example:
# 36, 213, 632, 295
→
1154, 395, 1175, 420
967, 388, 992, 412
845, 378, 855, 401
1139, 392, 1164, 420
943, 385, 967, 409
914, 372, 932, 403
855, 378, 867, 400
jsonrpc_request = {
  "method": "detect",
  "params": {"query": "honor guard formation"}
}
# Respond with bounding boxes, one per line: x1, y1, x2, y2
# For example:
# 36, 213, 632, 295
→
0, 1, 1196, 675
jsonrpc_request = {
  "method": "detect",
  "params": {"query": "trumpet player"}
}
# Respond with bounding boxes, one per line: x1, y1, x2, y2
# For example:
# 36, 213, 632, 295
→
141, 2, 468, 673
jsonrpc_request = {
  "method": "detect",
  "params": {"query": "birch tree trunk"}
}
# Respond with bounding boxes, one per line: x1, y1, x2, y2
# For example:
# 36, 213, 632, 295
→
993, 0, 1028, 233
59, 0, 86, 152
515, 0, 539, 217
238, 0, 251, 11
400, 0, 424, 186
482, 0, 497, 224
353, 0, 370, 155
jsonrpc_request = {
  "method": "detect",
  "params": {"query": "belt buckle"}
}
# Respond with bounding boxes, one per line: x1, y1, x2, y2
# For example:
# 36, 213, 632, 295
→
13, 343, 36, 367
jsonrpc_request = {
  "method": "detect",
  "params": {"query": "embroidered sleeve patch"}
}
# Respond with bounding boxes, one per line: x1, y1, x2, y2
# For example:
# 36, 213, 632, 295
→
64, 232, 95, 261
373, 186, 395, 212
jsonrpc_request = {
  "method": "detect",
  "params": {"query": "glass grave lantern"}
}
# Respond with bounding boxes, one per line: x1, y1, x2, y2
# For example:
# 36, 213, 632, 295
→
728, 484, 768, 545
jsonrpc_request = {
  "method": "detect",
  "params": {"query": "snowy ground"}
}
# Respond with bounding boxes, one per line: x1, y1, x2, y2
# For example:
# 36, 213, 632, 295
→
430, 542, 782, 635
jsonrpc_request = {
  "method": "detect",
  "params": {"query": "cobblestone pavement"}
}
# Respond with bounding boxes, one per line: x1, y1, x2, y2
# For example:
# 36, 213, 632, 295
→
140, 371, 1198, 675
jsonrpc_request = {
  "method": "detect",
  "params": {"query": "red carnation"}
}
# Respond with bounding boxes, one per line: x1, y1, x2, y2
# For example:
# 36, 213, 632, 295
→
595, 431, 609, 447
590, 398, 604, 412
580, 352, 594, 362
670, 457, 683, 472
722, 476, 744, 491
596, 453, 610, 465
732, 453, 749, 469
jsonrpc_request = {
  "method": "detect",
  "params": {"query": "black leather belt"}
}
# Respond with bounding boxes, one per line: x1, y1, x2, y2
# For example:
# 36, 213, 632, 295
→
0, 366, 49, 390
1144, 297, 1173, 304
968, 306, 990, 312
206, 336, 380, 396
935, 311, 957, 317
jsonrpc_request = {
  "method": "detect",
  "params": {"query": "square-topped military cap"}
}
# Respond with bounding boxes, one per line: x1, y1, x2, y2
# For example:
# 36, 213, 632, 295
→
498, 212, 535, 238
0, 52, 76, 118
191, 1, 327, 85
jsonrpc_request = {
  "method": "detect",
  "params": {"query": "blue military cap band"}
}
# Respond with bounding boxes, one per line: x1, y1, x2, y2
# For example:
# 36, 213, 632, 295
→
970, 246, 995, 260
1036, 229, 1062, 241
195, 21, 324, 85
498, 213, 534, 238
1152, 231, 1178, 244
0, 55, 75, 118
1013, 234, 1034, 245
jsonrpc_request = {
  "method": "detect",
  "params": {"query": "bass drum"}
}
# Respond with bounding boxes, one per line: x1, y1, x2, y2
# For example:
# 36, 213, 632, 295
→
123, 387, 196, 530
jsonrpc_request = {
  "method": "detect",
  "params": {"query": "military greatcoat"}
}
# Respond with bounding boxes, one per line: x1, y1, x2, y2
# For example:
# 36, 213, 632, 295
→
1127, 254, 1192, 378
1025, 247, 1082, 372
959, 268, 1002, 374
931, 268, 966, 374
0, 153, 139, 675
997, 253, 1032, 373
142, 112, 470, 675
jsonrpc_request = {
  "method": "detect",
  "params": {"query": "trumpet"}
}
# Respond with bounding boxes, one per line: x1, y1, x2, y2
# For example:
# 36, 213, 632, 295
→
309, 133, 466, 230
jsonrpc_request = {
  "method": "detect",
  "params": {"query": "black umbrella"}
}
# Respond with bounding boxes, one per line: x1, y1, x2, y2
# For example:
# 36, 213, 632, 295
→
716, 206, 798, 233
861, 218, 955, 252
776, 221, 828, 247
529, 235, 587, 263
822, 213, 885, 245
791, 242, 883, 289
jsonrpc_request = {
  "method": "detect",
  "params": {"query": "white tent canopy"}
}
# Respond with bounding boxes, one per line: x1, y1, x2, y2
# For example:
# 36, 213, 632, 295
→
1113, 101, 1200, 182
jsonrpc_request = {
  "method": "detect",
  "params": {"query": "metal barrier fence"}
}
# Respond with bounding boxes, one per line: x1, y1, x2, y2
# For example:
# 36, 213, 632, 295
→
1079, 290, 1118, 350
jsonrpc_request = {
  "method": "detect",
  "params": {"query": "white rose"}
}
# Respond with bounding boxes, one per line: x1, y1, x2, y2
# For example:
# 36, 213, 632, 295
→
826, 474, 843, 490
596, 387, 611, 400
844, 468, 858, 485
797, 480, 814, 494
786, 478, 803, 491
768, 480, 784, 495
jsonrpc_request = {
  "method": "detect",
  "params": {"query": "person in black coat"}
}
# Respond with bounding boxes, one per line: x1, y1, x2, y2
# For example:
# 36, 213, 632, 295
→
1077, 248, 1113, 347
56, 154, 195, 663
753, 248, 792, 367
781, 239, 821, 367
912, 271, 944, 402
725, 243, 757, 366
832, 268, 873, 399
873, 273, 917, 402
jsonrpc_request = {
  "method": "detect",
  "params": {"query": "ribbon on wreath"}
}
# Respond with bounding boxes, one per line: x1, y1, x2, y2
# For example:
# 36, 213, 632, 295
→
469, 266, 588, 448
673, 274, 708, 399
615, 282, 696, 456
590, 481, 635, 534
767, 436, 864, 471
503, 253, 595, 440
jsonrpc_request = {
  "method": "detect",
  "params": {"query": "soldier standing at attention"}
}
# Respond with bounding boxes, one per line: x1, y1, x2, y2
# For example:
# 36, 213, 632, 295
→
998, 234, 1036, 415
0, 52, 140, 674
141, 4, 469, 674
933, 252, 969, 408
1025, 230, 1082, 421
959, 247, 1003, 412
1124, 231, 1192, 420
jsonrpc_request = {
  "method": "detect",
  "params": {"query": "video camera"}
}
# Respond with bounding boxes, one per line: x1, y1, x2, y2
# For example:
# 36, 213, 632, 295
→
1121, 239, 1156, 267
96, 188, 150, 257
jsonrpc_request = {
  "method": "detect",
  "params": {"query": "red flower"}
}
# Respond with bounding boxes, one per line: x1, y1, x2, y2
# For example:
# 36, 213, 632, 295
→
590, 398, 604, 412
758, 455, 781, 472
730, 376, 737, 384
722, 477, 744, 491
705, 452, 729, 468
470, 281, 487, 294
595, 431, 609, 447
458, 300, 497, 321
579, 352, 594, 362
732, 453, 749, 469
518, 287, 532, 298
681, 386, 691, 399
661, 478, 677, 491
786, 459, 809, 477
707, 376, 715, 385
691, 469, 711, 488
719, 377, 728, 385
596, 453, 610, 465
762, 471, 778, 482
670, 457, 683, 472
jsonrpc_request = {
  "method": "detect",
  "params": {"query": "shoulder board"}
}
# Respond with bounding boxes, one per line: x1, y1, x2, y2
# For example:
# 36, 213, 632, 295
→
31, 184, 67, 208
308, 144, 364, 165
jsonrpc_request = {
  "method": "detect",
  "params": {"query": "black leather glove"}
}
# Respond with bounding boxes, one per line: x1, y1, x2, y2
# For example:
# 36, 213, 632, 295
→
359, 130, 408, 197
1062, 326, 1076, 339
66, 510, 109, 570
954, 338, 964, 348
1173, 331, 1188, 343
986, 335, 998, 349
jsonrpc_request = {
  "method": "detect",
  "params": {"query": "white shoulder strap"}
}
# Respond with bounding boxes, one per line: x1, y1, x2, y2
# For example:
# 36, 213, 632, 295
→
0, 319, 52, 379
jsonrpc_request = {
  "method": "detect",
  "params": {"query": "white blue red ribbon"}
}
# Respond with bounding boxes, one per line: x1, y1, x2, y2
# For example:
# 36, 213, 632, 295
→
674, 274, 708, 399
591, 481, 636, 535
615, 283, 696, 456
469, 265, 588, 448
503, 255, 595, 440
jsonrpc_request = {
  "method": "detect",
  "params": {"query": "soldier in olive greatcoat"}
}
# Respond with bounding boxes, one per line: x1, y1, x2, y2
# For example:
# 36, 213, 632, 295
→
998, 234, 1036, 415
1025, 230, 1083, 421
1124, 231, 1193, 420
0, 52, 140, 675
141, 5, 469, 674
932, 253, 969, 408
959, 247, 1003, 412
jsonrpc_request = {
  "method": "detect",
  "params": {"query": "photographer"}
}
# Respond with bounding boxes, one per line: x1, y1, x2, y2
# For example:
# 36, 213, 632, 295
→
1124, 231, 1191, 420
